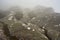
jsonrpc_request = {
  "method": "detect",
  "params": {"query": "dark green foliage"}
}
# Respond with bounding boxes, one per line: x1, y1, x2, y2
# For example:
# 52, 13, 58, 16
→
28, 11, 36, 19
14, 12, 23, 20
0, 21, 19, 40
0, 12, 6, 19
0, 10, 9, 19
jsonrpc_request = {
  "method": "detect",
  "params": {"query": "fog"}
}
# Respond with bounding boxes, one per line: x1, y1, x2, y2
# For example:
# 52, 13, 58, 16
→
0, 0, 60, 13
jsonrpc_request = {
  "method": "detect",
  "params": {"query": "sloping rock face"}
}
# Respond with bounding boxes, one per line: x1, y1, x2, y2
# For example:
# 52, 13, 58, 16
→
46, 13, 60, 40
9, 22, 49, 40
45, 29, 60, 40
0, 12, 60, 40
0, 22, 8, 40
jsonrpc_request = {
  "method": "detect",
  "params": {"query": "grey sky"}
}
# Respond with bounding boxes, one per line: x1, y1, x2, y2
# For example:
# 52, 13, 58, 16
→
0, 0, 60, 13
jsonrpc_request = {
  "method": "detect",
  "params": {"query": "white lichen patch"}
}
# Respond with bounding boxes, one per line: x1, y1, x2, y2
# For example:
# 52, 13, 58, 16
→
27, 27, 31, 30
22, 23, 26, 26
22, 23, 27, 28
42, 26, 45, 29
8, 16, 13, 20
32, 17, 35, 20
54, 25, 59, 27
42, 29, 45, 32
32, 29, 35, 31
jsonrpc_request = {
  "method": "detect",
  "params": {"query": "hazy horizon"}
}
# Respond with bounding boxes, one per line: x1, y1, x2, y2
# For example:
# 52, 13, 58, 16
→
0, 0, 60, 13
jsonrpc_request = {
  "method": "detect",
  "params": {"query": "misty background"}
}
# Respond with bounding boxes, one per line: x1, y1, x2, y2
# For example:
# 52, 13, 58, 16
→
0, 0, 60, 13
